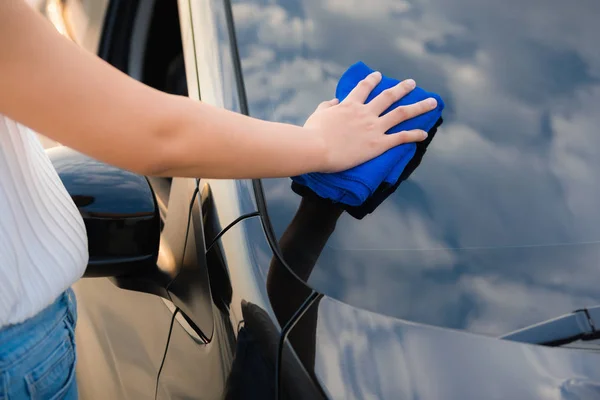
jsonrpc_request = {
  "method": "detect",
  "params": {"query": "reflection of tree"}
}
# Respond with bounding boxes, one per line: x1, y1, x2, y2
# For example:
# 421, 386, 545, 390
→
265, 118, 443, 383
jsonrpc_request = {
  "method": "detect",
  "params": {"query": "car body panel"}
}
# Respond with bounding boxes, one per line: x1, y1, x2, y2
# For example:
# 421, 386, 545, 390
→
230, 0, 600, 337
290, 295, 600, 400
214, 216, 280, 324
155, 304, 236, 400
73, 278, 174, 400
157, 216, 282, 398
166, 185, 215, 341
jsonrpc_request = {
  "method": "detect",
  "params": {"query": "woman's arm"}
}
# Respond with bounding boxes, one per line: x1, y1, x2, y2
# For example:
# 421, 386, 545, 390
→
0, 0, 436, 179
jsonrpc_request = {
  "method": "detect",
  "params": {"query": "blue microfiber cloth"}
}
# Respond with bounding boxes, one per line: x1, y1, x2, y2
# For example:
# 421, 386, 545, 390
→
291, 117, 443, 219
291, 61, 445, 207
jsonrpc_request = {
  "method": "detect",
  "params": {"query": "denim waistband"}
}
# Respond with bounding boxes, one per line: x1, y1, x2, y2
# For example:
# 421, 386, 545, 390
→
0, 288, 76, 368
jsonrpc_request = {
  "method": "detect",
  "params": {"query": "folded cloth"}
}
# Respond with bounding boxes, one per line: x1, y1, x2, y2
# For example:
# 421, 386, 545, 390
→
291, 61, 445, 207
345, 117, 443, 218
291, 116, 444, 219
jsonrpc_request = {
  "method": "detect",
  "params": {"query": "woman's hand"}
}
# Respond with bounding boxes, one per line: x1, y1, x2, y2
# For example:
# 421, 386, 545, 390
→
304, 71, 437, 173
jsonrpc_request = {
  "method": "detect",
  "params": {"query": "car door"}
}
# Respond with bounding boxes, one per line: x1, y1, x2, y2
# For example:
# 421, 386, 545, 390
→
42, 1, 204, 398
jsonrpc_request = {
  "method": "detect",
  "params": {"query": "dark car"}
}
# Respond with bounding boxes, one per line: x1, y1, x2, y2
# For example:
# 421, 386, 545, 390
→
41, 0, 600, 398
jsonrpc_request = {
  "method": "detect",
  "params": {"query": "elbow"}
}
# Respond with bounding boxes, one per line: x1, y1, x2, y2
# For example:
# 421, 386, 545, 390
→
132, 127, 180, 178
136, 144, 178, 178
136, 159, 172, 178
132, 94, 197, 178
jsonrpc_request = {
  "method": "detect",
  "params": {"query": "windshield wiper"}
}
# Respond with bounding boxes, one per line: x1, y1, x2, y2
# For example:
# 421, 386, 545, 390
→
500, 305, 600, 347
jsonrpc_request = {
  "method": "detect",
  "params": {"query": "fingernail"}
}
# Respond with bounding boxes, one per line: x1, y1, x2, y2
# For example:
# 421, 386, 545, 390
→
422, 131, 428, 139
426, 98, 437, 108
405, 79, 416, 89
371, 71, 382, 79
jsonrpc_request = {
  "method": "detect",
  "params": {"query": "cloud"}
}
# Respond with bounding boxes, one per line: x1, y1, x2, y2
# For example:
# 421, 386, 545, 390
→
312, 296, 600, 400
461, 274, 599, 335
324, 0, 412, 19
233, 2, 317, 50
548, 85, 600, 230
241, 54, 344, 124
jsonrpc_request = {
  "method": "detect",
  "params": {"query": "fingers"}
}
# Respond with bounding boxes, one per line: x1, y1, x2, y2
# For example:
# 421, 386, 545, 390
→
379, 97, 438, 131
316, 98, 340, 110
367, 79, 416, 115
384, 129, 429, 148
344, 71, 382, 104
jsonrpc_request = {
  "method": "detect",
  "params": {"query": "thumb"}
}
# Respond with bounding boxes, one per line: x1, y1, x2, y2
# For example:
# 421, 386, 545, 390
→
387, 129, 428, 146
316, 98, 340, 111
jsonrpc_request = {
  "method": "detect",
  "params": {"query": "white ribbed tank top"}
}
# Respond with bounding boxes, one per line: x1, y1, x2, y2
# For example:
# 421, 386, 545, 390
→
0, 114, 88, 328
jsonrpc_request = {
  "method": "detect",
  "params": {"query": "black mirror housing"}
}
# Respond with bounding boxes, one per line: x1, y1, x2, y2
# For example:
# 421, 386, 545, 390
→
47, 146, 160, 277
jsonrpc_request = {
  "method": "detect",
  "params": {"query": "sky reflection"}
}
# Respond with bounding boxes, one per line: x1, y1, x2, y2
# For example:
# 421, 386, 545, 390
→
231, 0, 600, 335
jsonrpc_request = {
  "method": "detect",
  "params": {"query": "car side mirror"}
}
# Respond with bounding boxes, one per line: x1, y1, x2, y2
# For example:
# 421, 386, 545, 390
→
47, 147, 160, 277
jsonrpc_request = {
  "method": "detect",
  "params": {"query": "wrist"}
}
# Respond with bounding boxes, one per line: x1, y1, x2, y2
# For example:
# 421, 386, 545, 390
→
304, 127, 330, 174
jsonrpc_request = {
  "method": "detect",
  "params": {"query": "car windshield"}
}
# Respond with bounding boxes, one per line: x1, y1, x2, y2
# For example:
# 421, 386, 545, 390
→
231, 0, 600, 336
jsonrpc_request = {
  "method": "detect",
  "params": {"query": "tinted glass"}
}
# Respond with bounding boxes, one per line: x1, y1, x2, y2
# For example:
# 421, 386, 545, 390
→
232, 0, 600, 335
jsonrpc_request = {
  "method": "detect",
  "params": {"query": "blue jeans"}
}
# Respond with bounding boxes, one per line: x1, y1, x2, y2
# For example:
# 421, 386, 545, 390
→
0, 289, 78, 399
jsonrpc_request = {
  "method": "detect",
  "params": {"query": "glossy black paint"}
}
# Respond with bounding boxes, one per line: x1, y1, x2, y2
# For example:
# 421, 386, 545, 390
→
292, 295, 600, 400
166, 183, 215, 341
47, 146, 160, 277
261, 194, 600, 399
72, 278, 175, 399
231, 0, 600, 337
170, 216, 323, 400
